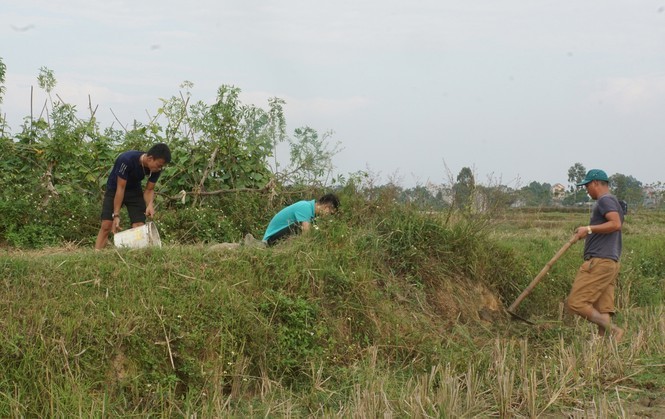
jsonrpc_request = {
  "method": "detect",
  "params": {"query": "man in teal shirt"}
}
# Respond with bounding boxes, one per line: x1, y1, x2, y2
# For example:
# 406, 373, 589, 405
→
262, 193, 340, 246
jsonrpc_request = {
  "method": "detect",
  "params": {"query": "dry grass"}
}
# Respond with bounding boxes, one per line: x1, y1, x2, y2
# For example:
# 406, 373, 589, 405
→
310, 305, 664, 418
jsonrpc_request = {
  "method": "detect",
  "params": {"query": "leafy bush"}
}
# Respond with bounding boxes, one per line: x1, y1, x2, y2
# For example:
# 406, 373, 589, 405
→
5, 223, 60, 248
0, 185, 99, 248
156, 205, 241, 244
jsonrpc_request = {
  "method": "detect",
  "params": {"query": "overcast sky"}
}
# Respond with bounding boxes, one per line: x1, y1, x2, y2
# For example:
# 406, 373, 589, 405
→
2, 1, 665, 188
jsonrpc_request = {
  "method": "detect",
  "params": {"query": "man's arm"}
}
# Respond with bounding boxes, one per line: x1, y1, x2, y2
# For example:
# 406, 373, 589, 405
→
112, 177, 127, 233
594, 211, 622, 233
575, 211, 622, 239
144, 181, 156, 217
300, 221, 311, 233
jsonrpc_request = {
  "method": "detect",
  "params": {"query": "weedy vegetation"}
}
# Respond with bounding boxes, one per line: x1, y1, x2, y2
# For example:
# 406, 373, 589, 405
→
1, 193, 664, 417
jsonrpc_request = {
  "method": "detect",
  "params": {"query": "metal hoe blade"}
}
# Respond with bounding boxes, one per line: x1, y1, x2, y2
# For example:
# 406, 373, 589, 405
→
507, 309, 535, 325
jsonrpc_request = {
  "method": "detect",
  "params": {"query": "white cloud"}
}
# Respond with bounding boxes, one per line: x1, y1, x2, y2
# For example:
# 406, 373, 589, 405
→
591, 74, 665, 113
237, 89, 370, 117
284, 95, 371, 118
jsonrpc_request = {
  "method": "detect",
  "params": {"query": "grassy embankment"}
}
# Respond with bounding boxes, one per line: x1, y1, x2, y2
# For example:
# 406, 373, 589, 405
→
1, 201, 664, 417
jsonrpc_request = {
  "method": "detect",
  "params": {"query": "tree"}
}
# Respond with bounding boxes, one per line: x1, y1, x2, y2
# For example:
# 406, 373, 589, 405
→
453, 167, 475, 210
155, 83, 340, 195
520, 181, 553, 206
567, 162, 587, 203
399, 185, 448, 210
285, 127, 341, 186
610, 173, 643, 208
475, 184, 516, 211
567, 163, 586, 190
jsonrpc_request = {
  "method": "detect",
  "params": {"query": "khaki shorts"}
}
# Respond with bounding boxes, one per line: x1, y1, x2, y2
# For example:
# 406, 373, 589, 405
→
567, 258, 620, 315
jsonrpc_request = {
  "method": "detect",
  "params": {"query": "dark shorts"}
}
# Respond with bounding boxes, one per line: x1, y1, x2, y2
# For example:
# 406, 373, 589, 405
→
101, 189, 146, 224
265, 223, 302, 246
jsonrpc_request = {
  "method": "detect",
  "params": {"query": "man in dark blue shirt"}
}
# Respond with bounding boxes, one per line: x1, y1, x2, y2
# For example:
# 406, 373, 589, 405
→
95, 143, 171, 249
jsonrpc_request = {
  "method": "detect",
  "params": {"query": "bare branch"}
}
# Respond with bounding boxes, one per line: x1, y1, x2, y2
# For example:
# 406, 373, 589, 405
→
110, 108, 128, 133
161, 181, 274, 202
193, 146, 219, 205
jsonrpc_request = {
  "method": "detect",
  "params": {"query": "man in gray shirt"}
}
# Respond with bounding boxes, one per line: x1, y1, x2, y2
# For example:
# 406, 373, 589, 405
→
566, 169, 625, 342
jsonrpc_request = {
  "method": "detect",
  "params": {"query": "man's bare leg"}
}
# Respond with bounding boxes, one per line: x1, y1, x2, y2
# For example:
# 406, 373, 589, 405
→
95, 220, 113, 250
575, 306, 624, 342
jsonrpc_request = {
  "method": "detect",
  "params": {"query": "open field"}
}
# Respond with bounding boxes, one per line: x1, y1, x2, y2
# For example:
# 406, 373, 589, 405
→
1, 207, 663, 416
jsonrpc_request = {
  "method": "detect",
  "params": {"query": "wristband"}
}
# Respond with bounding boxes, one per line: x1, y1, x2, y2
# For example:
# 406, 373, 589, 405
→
586, 226, 592, 235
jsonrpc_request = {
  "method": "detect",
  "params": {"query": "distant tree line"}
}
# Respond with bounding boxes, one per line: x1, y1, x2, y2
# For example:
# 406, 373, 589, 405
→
394, 163, 663, 212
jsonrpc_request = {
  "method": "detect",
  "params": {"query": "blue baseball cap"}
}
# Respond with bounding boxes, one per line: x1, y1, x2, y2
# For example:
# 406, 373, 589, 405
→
576, 169, 609, 186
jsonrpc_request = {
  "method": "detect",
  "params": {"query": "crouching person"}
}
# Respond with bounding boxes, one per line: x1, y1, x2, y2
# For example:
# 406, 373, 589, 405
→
262, 193, 340, 246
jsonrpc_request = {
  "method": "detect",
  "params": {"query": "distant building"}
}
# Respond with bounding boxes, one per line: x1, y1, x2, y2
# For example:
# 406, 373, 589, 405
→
510, 198, 527, 208
551, 183, 566, 202
643, 185, 659, 208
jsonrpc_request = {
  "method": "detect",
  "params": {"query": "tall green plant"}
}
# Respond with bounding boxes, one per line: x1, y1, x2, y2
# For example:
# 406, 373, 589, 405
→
453, 166, 476, 211
153, 83, 339, 201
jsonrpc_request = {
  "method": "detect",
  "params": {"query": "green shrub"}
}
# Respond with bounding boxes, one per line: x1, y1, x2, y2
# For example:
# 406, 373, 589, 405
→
0, 187, 100, 247
5, 223, 60, 248
156, 205, 241, 244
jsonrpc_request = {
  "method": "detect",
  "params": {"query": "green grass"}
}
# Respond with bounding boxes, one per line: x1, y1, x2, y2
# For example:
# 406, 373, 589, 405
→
1, 204, 664, 416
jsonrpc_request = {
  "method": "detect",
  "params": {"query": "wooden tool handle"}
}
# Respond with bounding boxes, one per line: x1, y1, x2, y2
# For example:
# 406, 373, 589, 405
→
507, 235, 579, 312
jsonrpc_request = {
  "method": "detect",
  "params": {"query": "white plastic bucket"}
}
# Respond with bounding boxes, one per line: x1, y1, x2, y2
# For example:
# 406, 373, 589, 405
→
113, 222, 162, 249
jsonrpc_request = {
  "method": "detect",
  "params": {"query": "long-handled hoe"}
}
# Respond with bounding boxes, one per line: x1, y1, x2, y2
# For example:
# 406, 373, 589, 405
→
507, 235, 579, 325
